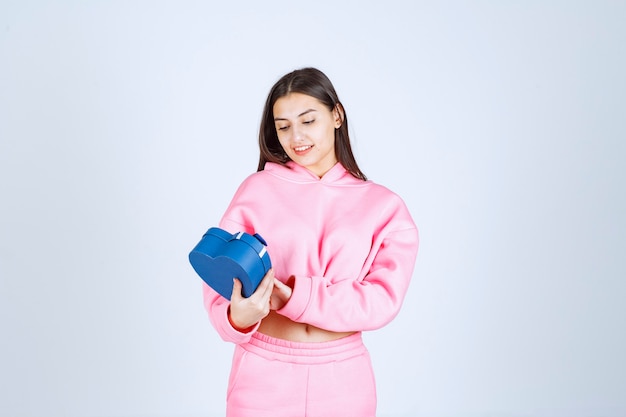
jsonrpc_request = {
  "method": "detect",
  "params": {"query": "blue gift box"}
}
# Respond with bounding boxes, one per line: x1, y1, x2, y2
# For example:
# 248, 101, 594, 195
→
189, 227, 272, 300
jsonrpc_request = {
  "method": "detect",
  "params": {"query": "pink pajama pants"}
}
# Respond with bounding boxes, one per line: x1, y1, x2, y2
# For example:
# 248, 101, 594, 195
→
226, 332, 377, 417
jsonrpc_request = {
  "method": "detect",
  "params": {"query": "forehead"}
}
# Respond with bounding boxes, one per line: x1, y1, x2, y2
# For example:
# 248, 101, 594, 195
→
273, 93, 326, 118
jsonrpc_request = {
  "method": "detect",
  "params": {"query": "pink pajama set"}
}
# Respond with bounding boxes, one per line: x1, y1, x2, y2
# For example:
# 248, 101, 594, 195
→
203, 162, 419, 417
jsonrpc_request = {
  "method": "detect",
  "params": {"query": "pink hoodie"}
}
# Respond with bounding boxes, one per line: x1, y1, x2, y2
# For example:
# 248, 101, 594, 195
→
203, 161, 419, 344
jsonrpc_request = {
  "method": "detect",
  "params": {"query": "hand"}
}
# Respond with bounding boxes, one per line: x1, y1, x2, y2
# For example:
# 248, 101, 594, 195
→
229, 269, 274, 331
270, 276, 293, 311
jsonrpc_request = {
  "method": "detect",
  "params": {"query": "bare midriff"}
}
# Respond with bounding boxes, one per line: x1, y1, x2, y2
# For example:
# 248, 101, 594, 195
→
258, 311, 355, 343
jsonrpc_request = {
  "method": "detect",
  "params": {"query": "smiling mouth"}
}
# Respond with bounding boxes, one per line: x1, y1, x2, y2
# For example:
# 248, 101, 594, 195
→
294, 145, 313, 153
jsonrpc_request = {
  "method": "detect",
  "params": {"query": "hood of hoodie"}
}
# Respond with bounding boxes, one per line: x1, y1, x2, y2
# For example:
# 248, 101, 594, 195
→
263, 161, 366, 186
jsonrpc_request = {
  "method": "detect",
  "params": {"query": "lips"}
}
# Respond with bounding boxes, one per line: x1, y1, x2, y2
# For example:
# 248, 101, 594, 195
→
293, 145, 313, 155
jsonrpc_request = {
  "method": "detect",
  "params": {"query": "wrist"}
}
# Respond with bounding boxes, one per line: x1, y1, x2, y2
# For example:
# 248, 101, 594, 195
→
227, 307, 256, 333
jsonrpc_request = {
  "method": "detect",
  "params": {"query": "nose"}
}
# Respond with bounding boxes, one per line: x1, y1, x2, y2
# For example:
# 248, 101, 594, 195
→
290, 125, 304, 142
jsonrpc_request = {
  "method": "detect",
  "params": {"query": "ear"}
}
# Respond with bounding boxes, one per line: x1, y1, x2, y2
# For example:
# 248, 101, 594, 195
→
333, 103, 345, 129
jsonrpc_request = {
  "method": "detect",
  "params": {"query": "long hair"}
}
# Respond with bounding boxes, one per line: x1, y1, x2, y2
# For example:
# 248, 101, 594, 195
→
257, 68, 367, 181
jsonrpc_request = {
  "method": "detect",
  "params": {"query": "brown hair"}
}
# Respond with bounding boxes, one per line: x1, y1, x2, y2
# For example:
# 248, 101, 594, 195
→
257, 67, 367, 181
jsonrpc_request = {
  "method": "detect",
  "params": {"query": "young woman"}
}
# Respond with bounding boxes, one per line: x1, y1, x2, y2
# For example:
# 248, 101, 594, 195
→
203, 67, 419, 417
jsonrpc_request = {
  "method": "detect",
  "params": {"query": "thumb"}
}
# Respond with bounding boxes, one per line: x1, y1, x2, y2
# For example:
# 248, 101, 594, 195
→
231, 278, 243, 300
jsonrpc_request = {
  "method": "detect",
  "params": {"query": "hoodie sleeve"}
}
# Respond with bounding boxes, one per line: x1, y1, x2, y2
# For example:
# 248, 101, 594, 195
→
200, 179, 261, 344
277, 224, 419, 333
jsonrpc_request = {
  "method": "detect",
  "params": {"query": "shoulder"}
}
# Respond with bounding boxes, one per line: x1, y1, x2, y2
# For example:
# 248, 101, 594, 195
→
226, 170, 277, 204
363, 180, 416, 231
237, 168, 278, 188
363, 180, 406, 205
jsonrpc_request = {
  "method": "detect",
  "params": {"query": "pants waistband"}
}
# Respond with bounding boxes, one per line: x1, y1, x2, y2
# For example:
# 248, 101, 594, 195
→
243, 332, 366, 364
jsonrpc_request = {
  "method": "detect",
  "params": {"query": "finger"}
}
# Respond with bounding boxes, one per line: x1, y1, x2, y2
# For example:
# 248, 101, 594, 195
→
272, 277, 292, 299
231, 278, 242, 301
254, 269, 273, 293
273, 277, 287, 290
260, 269, 275, 298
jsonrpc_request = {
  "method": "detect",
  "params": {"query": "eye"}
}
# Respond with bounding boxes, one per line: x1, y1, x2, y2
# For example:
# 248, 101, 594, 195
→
277, 125, 290, 131
303, 119, 315, 125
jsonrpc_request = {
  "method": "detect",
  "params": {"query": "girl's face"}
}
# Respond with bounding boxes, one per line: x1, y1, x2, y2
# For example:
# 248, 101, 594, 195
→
273, 93, 343, 178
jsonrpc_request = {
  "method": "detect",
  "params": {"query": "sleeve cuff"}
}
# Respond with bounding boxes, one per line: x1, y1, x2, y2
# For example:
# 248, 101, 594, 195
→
218, 306, 260, 344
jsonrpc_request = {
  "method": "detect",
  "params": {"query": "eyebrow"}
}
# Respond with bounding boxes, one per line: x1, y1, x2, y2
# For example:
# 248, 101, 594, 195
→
274, 108, 317, 122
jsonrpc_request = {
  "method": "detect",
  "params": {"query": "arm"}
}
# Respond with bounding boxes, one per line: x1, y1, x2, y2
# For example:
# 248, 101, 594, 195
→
277, 226, 419, 332
202, 270, 275, 344
201, 210, 275, 343
202, 282, 261, 344
200, 173, 281, 343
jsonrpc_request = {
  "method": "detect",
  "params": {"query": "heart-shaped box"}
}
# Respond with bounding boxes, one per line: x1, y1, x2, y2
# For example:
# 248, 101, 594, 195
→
189, 227, 272, 300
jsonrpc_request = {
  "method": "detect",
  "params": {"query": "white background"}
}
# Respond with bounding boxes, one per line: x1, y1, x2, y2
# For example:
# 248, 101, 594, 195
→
1, 1, 625, 416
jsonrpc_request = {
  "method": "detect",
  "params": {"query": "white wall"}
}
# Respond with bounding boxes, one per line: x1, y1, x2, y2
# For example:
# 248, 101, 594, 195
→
1, 1, 624, 416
